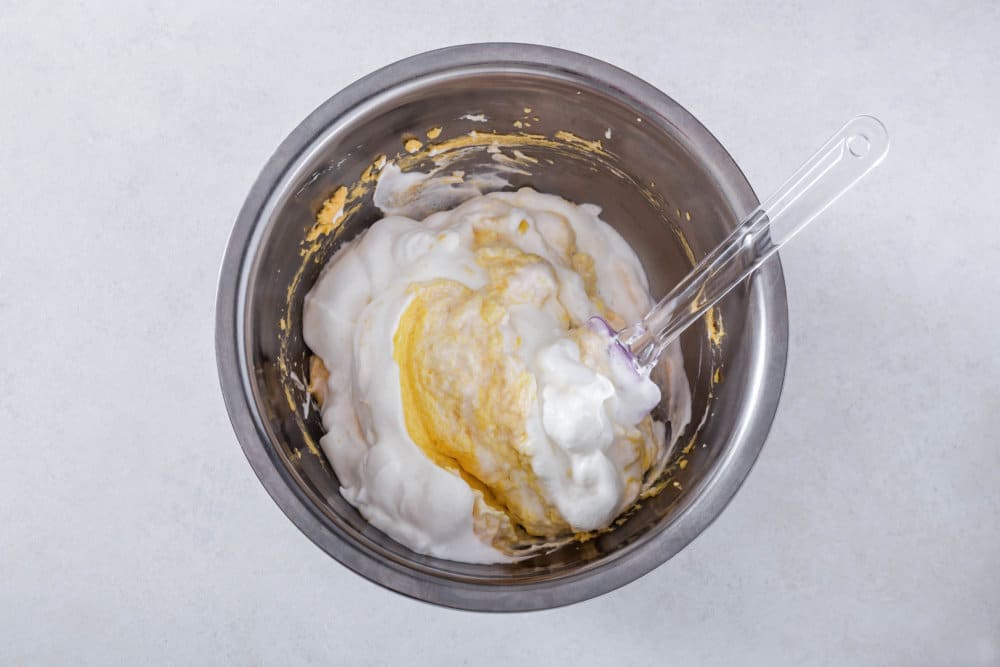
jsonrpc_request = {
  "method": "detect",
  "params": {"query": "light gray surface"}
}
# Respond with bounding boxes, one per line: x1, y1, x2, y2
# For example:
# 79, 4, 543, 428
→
2, 1, 998, 664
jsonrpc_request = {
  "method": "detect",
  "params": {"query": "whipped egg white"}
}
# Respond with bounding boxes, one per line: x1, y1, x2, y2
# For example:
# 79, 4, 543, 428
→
303, 188, 690, 562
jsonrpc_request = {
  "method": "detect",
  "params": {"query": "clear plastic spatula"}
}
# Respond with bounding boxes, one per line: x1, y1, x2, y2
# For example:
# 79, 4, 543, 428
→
590, 115, 889, 374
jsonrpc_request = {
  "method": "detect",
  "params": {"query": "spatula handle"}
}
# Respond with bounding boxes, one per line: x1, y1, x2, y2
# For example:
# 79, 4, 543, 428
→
620, 115, 889, 369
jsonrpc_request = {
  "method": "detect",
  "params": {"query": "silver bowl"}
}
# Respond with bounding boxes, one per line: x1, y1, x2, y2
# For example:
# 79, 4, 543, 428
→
215, 43, 787, 611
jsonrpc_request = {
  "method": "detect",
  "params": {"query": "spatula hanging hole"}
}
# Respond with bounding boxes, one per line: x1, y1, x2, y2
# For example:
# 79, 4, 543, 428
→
847, 133, 871, 158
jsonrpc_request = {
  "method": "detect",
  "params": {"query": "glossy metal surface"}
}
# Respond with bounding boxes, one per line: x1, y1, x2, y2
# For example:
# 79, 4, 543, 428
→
216, 43, 788, 611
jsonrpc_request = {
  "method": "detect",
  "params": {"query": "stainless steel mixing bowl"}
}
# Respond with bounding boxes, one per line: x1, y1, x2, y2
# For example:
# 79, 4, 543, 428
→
216, 44, 788, 611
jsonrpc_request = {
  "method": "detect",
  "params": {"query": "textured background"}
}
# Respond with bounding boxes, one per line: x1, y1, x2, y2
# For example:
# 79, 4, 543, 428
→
2, 1, 998, 664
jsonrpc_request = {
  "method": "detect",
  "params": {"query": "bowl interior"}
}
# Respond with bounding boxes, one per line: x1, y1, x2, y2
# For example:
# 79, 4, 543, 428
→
236, 61, 772, 595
